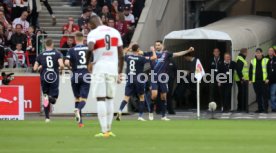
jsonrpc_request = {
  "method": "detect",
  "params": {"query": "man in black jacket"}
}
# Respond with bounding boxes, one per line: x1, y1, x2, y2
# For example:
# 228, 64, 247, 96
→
183, 53, 197, 108
249, 48, 269, 113
267, 47, 275, 60
167, 59, 177, 114
210, 48, 223, 108
267, 51, 276, 112
10, 24, 27, 51
218, 53, 236, 112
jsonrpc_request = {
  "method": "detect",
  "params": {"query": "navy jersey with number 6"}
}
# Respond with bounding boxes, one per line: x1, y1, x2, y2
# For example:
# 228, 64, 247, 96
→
66, 44, 90, 75
36, 50, 62, 81
36, 49, 62, 98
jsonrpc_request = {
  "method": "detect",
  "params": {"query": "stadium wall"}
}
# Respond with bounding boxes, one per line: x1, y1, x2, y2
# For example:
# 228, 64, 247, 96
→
132, 0, 185, 50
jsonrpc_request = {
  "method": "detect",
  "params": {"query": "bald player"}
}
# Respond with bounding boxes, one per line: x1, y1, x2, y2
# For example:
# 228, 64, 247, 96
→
87, 16, 124, 138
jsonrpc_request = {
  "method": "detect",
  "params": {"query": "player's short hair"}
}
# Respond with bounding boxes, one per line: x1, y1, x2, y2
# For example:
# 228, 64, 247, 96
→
132, 44, 139, 52
45, 38, 53, 47
75, 32, 84, 42
155, 40, 163, 44
89, 15, 101, 25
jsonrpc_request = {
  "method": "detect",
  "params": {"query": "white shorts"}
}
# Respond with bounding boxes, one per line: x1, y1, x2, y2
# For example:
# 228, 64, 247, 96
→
91, 73, 117, 98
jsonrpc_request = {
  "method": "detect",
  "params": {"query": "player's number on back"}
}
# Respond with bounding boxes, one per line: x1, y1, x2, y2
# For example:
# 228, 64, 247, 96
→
46, 56, 53, 68
130, 60, 136, 72
105, 34, 111, 50
79, 51, 86, 64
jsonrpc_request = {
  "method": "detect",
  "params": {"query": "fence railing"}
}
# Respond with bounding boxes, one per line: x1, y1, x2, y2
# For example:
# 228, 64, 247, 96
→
36, 34, 85, 55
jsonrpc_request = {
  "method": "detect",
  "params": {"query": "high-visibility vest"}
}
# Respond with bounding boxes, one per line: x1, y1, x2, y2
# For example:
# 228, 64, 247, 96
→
234, 56, 249, 81
251, 58, 269, 82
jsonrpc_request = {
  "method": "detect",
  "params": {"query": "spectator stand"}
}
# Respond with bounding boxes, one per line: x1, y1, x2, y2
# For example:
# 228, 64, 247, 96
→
2, 47, 31, 72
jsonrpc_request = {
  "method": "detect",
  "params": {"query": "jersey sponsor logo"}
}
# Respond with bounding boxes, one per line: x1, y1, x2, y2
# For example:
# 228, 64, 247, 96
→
102, 52, 113, 56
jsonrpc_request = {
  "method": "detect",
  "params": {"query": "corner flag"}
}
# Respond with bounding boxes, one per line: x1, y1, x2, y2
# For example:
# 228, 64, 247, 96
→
194, 59, 205, 119
195, 59, 205, 82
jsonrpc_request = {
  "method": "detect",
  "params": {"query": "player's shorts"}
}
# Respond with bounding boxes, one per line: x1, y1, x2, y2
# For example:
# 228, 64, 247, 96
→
71, 75, 91, 99
41, 79, 59, 98
125, 81, 145, 96
91, 73, 117, 98
151, 75, 168, 93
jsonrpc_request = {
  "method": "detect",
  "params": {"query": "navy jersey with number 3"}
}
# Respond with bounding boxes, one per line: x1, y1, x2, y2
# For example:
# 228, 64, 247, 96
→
66, 45, 90, 75
36, 50, 62, 80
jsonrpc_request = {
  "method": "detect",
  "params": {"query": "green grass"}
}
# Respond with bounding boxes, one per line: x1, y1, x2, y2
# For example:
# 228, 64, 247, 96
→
0, 119, 276, 153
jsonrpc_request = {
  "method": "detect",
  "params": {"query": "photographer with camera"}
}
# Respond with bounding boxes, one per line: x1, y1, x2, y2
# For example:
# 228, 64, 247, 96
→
1, 72, 14, 85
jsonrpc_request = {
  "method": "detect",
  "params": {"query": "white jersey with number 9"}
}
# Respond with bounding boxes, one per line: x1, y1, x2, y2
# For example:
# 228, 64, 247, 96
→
87, 25, 123, 75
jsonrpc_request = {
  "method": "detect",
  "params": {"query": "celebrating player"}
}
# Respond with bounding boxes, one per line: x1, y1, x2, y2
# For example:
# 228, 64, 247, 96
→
149, 40, 194, 121
87, 16, 124, 138
33, 38, 64, 123
116, 44, 157, 121
65, 32, 91, 128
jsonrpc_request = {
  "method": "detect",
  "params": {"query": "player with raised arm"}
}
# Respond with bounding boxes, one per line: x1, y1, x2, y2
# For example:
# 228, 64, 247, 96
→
116, 44, 157, 121
87, 16, 124, 138
65, 32, 91, 128
33, 38, 64, 123
149, 40, 194, 121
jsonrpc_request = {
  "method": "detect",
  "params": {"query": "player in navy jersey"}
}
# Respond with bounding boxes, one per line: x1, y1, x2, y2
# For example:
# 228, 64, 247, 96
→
116, 44, 157, 121
148, 40, 194, 121
65, 32, 91, 128
33, 38, 64, 123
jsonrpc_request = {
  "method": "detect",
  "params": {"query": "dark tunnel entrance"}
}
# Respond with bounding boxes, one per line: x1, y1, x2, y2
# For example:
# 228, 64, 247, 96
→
165, 39, 232, 110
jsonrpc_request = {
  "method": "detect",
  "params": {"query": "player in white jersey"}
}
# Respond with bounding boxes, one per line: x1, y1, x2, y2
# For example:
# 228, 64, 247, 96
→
87, 16, 124, 138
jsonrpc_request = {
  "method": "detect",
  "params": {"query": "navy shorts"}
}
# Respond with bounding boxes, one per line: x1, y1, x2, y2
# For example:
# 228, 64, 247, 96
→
71, 76, 91, 99
125, 81, 145, 96
41, 79, 59, 98
151, 76, 168, 93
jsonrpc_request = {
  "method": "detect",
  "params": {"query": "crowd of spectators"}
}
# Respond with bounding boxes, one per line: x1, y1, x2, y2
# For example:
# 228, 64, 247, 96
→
61, 0, 145, 51
0, 0, 145, 69
0, 0, 49, 69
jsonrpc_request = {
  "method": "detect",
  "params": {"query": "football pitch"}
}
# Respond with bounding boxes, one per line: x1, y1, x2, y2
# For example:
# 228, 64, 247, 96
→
1, 119, 276, 153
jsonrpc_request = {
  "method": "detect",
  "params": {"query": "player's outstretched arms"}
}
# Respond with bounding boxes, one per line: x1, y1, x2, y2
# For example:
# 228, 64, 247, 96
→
172, 47, 194, 58
149, 46, 157, 60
